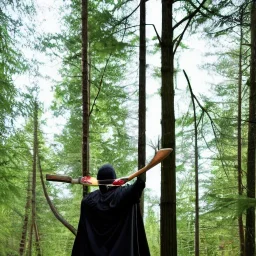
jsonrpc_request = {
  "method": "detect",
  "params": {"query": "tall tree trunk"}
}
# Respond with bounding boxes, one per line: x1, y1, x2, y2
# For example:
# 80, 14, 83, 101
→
28, 102, 38, 256
27, 221, 33, 256
193, 103, 199, 256
245, 1, 256, 255
19, 173, 32, 256
161, 0, 177, 255
81, 0, 90, 197
31, 102, 41, 255
237, 10, 245, 256
185, 73, 199, 256
32, 102, 37, 230
138, 0, 146, 217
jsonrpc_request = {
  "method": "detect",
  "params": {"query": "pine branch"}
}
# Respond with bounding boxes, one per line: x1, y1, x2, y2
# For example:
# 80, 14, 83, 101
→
183, 70, 229, 178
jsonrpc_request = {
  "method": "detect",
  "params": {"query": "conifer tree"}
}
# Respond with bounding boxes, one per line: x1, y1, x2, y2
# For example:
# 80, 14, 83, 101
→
245, 1, 256, 254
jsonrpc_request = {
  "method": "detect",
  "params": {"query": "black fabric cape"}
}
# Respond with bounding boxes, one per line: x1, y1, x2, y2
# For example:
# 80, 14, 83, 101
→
71, 178, 150, 256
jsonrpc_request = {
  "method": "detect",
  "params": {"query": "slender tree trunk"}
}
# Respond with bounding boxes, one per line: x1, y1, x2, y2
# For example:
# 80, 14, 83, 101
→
31, 102, 41, 255
138, 0, 146, 217
194, 104, 199, 256
161, 0, 177, 255
28, 221, 33, 256
245, 1, 256, 255
38, 153, 77, 235
184, 72, 199, 256
237, 10, 245, 256
27, 102, 39, 256
32, 103, 37, 225
81, 0, 90, 197
19, 173, 32, 256
31, 102, 38, 248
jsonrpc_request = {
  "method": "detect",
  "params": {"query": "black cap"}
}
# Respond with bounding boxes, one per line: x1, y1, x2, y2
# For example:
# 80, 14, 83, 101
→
97, 164, 116, 180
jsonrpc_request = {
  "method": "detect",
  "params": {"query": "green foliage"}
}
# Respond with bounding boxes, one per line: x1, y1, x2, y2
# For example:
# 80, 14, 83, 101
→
144, 190, 160, 255
0, 125, 33, 254
0, 9, 29, 137
47, 0, 139, 182
203, 194, 256, 218
0, 2, 38, 254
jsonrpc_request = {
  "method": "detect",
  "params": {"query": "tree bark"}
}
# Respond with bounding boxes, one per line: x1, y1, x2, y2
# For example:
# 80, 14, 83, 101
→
32, 102, 37, 231
32, 102, 41, 255
161, 0, 177, 255
19, 173, 31, 256
245, 1, 256, 255
81, 0, 90, 197
237, 10, 245, 256
28, 221, 33, 256
138, 0, 146, 217
27, 102, 39, 256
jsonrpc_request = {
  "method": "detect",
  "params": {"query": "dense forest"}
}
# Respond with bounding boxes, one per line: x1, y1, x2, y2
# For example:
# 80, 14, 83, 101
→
1, 0, 256, 255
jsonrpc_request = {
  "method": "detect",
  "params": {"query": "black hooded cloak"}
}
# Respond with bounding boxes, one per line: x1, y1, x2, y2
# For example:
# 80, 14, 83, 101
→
71, 165, 150, 256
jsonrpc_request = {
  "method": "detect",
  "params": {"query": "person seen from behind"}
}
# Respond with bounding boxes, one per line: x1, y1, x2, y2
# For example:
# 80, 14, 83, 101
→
71, 163, 150, 256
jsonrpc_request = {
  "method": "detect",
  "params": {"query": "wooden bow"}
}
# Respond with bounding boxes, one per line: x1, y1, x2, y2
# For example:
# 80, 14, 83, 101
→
46, 148, 173, 186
